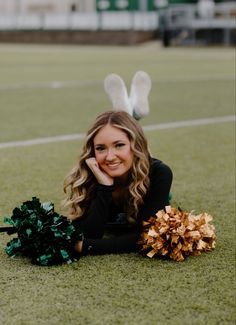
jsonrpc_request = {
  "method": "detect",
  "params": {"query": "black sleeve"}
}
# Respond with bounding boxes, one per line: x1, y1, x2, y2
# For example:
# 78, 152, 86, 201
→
72, 184, 114, 238
137, 160, 173, 220
82, 232, 140, 255
73, 183, 140, 255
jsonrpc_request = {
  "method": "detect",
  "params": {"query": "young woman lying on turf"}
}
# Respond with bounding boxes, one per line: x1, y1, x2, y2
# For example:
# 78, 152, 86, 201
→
63, 72, 173, 255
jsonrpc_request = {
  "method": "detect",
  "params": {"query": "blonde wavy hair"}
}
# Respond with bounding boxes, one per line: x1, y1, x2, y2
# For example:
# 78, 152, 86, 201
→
63, 111, 151, 223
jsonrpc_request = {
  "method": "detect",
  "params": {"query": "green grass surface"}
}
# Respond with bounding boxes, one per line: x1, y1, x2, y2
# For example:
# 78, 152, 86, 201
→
0, 43, 235, 325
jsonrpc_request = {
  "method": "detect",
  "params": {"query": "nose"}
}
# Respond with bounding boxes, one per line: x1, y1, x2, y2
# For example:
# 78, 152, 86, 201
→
106, 148, 116, 161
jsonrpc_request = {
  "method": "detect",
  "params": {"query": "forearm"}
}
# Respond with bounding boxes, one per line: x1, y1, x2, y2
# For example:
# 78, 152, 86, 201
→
73, 184, 114, 238
80, 232, 140, 255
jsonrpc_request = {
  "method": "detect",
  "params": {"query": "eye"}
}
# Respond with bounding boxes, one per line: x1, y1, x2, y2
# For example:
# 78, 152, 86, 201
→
95, 146, 106, 152
115, 143, 125, 149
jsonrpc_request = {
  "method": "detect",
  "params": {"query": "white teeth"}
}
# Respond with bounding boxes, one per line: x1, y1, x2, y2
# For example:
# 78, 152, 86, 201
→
107, 162, 120, 168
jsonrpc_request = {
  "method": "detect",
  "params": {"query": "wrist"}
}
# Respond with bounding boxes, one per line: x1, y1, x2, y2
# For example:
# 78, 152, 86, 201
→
98, 180, 114, 186
74, 240, 83, 253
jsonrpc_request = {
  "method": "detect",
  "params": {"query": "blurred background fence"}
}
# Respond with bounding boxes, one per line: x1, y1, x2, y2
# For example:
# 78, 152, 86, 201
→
0, 0, 235, 45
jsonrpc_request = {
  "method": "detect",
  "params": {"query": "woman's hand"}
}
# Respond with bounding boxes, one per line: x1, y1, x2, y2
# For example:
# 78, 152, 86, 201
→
74, 240, 83, 253
86, 157, 114, 186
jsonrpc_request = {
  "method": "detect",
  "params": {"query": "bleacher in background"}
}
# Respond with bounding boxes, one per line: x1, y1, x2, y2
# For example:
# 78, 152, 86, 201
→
0, 0, 235, 45
159, 1, 236, 45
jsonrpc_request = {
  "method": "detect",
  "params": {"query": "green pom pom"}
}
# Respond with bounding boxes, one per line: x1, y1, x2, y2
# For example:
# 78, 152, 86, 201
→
4, 197, 83, 266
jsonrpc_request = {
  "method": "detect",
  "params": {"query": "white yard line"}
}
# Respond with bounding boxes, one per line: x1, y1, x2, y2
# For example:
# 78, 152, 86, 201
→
0, 115, 235, 150
143, 115, 235, 131
0, 79, 100, 91
0, 75, 234, 91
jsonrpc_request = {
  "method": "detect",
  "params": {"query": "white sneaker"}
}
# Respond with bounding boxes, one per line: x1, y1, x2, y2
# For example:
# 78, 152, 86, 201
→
130, 71, 152, 120
104, 74, 132, 116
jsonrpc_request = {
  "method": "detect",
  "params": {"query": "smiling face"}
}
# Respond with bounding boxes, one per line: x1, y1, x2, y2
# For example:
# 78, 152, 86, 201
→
93, 124, 134, 181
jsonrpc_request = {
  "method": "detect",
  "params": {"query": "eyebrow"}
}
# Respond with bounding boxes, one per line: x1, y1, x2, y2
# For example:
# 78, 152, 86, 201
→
94, 140, 126, 146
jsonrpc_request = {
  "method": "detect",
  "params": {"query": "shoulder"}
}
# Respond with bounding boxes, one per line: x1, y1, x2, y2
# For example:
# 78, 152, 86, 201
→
149, 158, 173, 180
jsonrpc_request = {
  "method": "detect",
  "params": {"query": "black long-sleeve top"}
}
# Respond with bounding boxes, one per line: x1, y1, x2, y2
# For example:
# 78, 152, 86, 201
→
73, 158, 173, 255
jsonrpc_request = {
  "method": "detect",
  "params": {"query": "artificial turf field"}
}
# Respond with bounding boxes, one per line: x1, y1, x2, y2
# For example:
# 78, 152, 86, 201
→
0, 42, 235, 325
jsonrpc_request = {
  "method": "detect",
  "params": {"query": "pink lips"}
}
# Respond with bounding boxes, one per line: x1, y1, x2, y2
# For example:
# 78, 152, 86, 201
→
106, 162, 121, 170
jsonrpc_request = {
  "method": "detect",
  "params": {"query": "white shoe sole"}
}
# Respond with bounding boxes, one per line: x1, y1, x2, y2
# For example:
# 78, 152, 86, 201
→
130, 71, 151, 120
104, 74, 132, 115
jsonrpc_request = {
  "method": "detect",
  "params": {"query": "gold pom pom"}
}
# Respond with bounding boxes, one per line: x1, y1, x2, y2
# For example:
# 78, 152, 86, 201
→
139, 206, 216, 261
